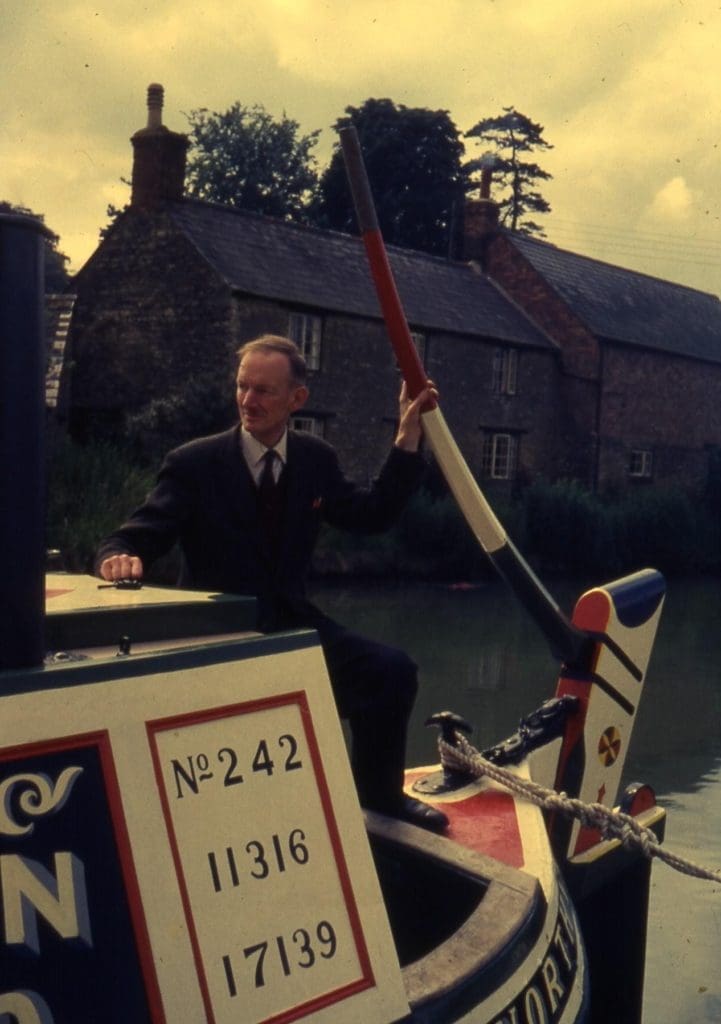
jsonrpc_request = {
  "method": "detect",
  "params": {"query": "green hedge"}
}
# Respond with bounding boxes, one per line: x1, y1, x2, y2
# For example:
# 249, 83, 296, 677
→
313, 490, 494, 580
314, 479, 721, 580
46, 437, 155, 572
522, 479, 615, 576
520, 479, 719, 577
46, 438, 721, 580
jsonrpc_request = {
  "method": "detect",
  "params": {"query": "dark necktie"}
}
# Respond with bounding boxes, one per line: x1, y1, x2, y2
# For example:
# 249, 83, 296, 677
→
258, 449, 278, 504
258, 450, 283, 555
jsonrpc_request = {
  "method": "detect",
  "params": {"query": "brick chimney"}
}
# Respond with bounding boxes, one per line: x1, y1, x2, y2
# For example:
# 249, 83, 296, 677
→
461, 153, 500, 262
130, 84, 189, 208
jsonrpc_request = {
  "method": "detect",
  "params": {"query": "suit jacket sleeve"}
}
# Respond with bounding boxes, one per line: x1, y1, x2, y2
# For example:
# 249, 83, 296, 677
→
94, 429, 426, 591
319, 444, 426, 533
94, 442, 196, 573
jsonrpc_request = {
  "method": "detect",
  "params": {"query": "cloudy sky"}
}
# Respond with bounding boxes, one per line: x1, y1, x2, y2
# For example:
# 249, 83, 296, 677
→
3, 0, 720, 295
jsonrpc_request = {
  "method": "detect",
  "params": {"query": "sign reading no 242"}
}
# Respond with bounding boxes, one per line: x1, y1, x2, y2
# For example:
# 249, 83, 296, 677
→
149, 700, 374, 1024
170, 732, 303, 799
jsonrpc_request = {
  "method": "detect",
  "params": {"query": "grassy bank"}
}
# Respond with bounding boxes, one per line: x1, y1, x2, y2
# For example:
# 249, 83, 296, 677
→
313, 479, 721, 581
46, 437, 156, 573
47, 439, 721, 580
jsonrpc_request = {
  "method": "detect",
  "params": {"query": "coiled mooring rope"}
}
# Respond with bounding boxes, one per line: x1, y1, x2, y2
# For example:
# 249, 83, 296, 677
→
439, 733, 721, 884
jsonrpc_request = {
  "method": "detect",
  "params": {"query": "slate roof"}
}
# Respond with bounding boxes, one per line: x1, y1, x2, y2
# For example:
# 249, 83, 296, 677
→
510, 233, 721, 364
165, 199, 554, 350
45, 293, 76, 409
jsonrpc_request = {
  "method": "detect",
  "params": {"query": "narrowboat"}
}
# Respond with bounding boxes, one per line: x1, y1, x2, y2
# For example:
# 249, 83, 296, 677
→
0, 202, 665, 1024
0, 568, 665, 1024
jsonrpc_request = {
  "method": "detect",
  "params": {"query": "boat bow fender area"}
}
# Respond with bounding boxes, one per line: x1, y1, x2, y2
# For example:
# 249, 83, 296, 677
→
364, 812, 546, 1022
549, 569, 666, 861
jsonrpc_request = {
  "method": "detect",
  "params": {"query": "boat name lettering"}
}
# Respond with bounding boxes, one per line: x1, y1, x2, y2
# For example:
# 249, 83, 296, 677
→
170, 732, 303, 798
492, 888, 580, 1024
0, 767, 91, 1024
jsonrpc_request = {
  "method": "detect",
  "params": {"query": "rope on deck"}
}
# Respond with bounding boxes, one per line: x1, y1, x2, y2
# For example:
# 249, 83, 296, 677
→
439, 733, 721, 884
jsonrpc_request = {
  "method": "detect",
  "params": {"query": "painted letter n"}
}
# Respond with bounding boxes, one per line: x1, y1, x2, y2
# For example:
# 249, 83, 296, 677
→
1, 853, 92, 954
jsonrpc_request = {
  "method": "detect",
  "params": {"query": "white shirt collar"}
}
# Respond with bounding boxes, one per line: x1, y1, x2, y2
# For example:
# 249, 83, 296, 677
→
240, 426, 288, 477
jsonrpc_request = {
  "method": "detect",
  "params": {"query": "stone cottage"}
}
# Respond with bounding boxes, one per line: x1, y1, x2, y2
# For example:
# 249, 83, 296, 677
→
67, 85, 721, 498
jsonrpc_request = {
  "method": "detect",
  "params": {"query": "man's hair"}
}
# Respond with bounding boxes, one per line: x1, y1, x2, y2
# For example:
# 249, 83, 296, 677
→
236, 335, 307, 385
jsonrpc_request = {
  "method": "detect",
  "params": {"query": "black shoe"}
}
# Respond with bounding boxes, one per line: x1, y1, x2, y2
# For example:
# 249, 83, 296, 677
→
393, 796, 448, 833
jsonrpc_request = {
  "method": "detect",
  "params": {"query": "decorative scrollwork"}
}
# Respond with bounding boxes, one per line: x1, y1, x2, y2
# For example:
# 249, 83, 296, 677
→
0, 766, 84, 837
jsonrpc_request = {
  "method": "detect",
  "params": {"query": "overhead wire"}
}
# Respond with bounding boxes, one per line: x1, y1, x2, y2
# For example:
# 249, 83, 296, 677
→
544, 217, 721, 271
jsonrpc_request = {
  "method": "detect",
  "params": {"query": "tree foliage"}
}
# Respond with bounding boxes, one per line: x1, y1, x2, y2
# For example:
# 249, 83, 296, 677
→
465, 107, 553, 236
184, 103, 320, 221
1, 200, 71, 291
314, 98, 467, 256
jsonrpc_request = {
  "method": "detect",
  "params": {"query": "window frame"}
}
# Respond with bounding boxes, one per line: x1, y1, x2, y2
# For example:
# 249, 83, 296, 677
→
629, 448, 653, 479
288, 312, 322, 372
481, 432, 517, 480
491, 347, 519, 396
291, 414, 325, 438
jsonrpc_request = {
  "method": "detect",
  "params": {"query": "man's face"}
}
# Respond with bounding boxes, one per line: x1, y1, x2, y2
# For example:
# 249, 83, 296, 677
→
236, 350, 308, 447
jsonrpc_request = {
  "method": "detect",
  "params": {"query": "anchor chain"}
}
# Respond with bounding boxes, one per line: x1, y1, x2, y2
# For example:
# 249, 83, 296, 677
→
439, 732, 721, 885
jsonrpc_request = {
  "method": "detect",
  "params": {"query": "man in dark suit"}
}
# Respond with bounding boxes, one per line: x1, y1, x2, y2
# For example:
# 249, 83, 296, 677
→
97, 334, 447, 831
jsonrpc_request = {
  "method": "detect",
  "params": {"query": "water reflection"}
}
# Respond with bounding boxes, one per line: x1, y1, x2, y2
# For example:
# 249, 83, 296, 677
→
314, 579, 561, 761
643, 760, 721, 1024
310, 574, 721, 1024
312, 576, 721, 780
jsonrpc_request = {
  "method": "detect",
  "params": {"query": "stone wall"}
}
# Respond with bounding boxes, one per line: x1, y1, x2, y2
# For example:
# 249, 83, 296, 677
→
239, 307, 562, 489
478, 233, 603, 487
67, 211, 577, 490
599, 343, 721, 493
68, 201, 721, 500
69, 207, 237, 442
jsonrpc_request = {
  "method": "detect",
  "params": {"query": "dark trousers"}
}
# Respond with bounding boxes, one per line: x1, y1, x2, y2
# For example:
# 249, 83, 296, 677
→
266, 596, 418, 810
318, 623, 418, 810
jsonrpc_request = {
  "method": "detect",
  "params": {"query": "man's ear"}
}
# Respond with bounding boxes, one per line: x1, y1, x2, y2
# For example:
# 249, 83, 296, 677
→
290, 385, 309, 413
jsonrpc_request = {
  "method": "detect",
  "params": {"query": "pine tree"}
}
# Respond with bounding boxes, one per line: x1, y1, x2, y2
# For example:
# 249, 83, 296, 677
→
465, 107, 553, 236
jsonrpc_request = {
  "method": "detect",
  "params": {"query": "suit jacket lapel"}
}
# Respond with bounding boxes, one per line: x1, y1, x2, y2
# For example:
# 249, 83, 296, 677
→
277, 431, 311, 567
217, 426, 254, 510
216, 426, 274, 560
221, 425, 302, 573
218, 427, 315, 574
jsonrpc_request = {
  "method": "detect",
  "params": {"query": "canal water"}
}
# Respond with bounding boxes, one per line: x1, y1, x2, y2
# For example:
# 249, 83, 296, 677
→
310, 574, 721, 1024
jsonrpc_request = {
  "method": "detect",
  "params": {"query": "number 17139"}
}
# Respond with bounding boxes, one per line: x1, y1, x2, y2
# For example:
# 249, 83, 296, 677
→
222, 921, 338, 994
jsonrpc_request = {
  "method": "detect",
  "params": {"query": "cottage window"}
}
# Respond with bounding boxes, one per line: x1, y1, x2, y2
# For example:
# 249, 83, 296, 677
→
491, 347, 518, 395
629, 449, 653, 478
481, 433, 517, 480
288, 313, 322, 371
291, 415, 325, 438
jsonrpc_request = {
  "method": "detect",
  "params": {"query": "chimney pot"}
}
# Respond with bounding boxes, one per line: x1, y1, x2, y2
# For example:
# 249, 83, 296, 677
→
478, 152, 497, 201
146, 83, 164, 130
448, 155, 500, 261
461, 198, 500, 262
